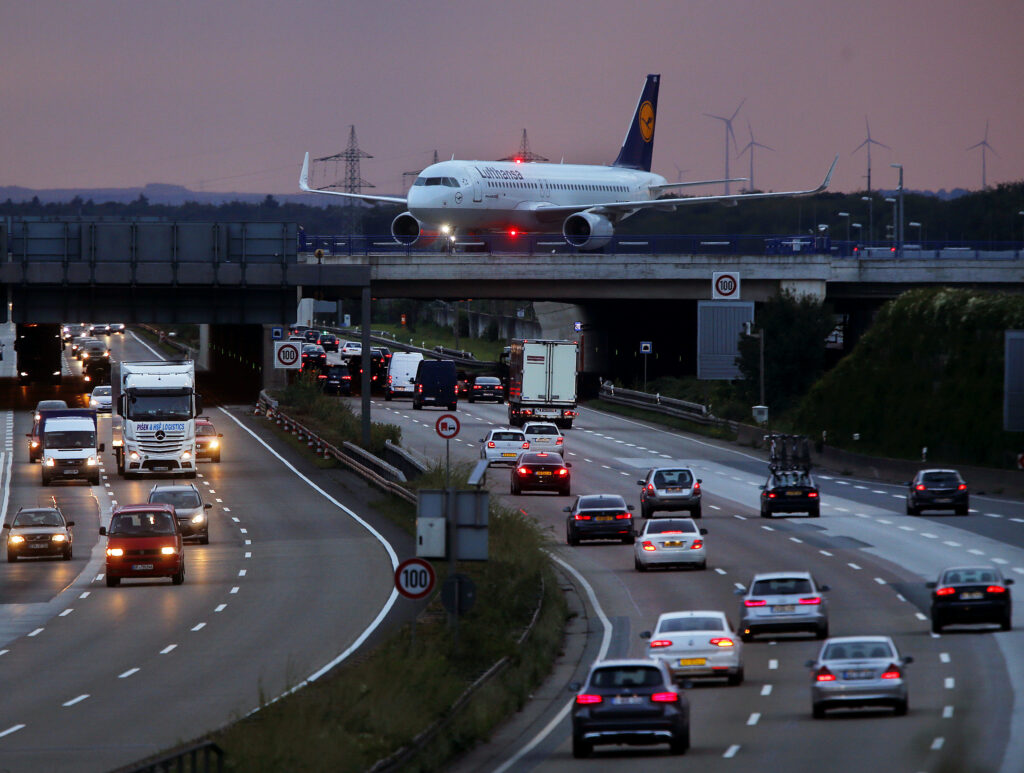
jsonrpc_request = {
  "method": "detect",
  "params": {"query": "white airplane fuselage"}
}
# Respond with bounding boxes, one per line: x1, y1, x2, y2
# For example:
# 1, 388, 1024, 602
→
407, 160, 665, 232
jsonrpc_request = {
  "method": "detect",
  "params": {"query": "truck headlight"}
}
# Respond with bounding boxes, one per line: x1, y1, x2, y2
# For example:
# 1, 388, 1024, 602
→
86, 456, 98, 466
129, 451, 140, 461
181, 451, 192, 461
44, 457, 56, 467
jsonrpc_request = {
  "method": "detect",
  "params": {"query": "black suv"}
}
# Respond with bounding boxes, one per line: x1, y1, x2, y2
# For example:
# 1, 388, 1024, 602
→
321, 364, 352, 396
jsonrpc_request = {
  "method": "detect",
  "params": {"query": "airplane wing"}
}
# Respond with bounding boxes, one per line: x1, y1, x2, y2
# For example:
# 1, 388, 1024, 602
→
648, 177, 747, 192
529, 155, 838, 218
299, 153, 407, 205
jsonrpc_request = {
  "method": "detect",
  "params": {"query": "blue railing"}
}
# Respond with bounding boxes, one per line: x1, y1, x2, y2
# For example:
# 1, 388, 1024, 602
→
300, 232, 1024, 259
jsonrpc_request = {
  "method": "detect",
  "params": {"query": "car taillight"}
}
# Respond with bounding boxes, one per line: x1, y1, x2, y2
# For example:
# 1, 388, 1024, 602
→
744, 599, 767, 607
517, 466, 530, 476
915, 484, 927, 491
798, 596, 822, 605
522, 441, 530, 449
691, 540, 703, 550
815, 666, 836, 682
880, 665, 902, 680
646, 483, 655, 493
709, 637, 735, 647
935, 587, 956, 596
649, 639, 672, 648
987, 585, 1008, 594
574, 514, 592, 521
487, 441, 496, 448
651, 692, 679, 703
767, 492, 777, 499
808, 491, 819, 498
557, 468, 568, 476
693, 481, 701, 492
556, 437, 563, 445
473, 385, 481, 390
641, 540, 656, 552
387, 375, 393, 385
342, 375, 351, 381
615, 512, 631, 520
957, 484, 968, 491
575, 694, 602, 705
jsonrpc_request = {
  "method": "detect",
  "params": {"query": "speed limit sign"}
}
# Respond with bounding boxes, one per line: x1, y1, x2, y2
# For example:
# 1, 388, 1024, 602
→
274, 341, 301, 369
395, 558, 436, 599
712, 272, 741, 300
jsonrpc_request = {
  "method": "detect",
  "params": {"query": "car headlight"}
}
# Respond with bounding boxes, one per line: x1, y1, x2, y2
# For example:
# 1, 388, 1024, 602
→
209, 440, 219, 449
30, 440, 39, 448
86, 456, 98, 466
51, 533, 67, 543
9, 535, 25, 545
113, 439, 123, 447
44, 457, 56, 467
106, 547, 124, 557
160, 546, 177, 555
191, 513, 206, 523
81, 353, 89, 359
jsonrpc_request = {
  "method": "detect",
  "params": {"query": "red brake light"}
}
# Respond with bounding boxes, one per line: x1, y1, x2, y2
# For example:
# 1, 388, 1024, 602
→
641, 540, 656, 552
509, 229, 518, 237
815, 666, 836, 682
935, 586, 956, 596
957, 483, 968, 491
808, 491, 819, 498
693, 481, 701, 492
709, 637, 734, 647
575, 693, 602, 705
517, 466, 531, 476
522, 441, 530, 449
744, 599, 767, 607
646, 483, 655, 493
987, 585, 1007, 594
615, 512, 631, 520
915, 484, 927, 491
487, 441, 496, 448
556, 437, 563, 445
767, 492, 777, 499
651, 692, 679, 703
574, 514, 592, 521
690, 540, 703, 550
557, 468, 568, 477
798, 596, 822, 605
649, 639, 672, 648
880, 666, 902, 680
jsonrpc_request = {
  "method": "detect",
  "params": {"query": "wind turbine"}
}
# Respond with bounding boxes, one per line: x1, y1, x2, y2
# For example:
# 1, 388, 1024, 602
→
851, 116, 890, 192
967, 120, 998, 189
704, 98, 745, 194
736, 121, 774, 192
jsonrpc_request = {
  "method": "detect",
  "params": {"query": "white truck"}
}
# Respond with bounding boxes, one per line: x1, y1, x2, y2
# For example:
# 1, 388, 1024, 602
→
507, 339, 579, 429
112, 361, 201, 478
36, 409, 104, 486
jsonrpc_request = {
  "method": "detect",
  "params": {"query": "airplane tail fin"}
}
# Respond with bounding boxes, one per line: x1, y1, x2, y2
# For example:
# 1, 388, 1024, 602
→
612, 74, 660, 172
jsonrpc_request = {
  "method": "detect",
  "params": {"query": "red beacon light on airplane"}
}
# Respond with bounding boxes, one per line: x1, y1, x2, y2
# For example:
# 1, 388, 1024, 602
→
509, 229, 518, 237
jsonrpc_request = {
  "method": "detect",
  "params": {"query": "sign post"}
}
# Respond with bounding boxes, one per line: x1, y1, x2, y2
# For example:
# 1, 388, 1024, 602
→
434, 414, 461, 631
640, 341, 652, 392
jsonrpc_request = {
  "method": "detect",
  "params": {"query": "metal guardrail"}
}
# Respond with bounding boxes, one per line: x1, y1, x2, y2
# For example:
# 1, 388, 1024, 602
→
116, 740, 224, 773
598, 383, 737, 430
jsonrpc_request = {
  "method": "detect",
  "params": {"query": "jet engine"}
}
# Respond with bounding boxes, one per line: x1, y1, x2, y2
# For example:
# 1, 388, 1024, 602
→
562, 211, 614, 250
391, 212, 438, 247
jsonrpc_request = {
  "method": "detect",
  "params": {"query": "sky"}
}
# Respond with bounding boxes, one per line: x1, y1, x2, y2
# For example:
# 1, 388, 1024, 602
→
2, 0, 1022, 197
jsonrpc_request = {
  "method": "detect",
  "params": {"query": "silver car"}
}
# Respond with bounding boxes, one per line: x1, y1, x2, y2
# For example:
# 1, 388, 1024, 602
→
522, 421, 565, 456
148, 483, 212, 544
480, 428, 529, 466
634, 517, 707, 571
807, 636, 912, 718
736, 571, 830, 641
89, 385, 113, 412
641, 610, 743, 685
638, 467, 702, 518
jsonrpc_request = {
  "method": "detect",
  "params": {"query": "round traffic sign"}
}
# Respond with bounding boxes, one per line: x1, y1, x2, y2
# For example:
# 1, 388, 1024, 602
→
395, 558, 436, 600
715, 273, 738, 297
435, 414, 460, 439
276, 342, 299, 367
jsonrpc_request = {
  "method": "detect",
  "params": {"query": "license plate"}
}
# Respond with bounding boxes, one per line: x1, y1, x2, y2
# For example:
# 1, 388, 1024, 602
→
501, 452, 516, 457
132, 563, 154, 571
595, 516, 614, 522
786, 490, 802, 496
666, 487, 682, 492
611, 696, 644, 706
152, 466, 169, 472
843, 669, 874, 680
678, 658, 706, 666
537, 471, 551, 476
63, 469, 79, 475
30, 543, 48, 549
961, 591, 984, 600
773, 604, 795, 613
664, 540, 684, 547
935, 498, 951, 503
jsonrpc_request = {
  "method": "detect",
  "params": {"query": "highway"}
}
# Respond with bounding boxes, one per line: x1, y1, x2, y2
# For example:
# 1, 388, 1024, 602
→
0, 330, 405, 772
361, 393, 1024, 772
3, 330, 1023, 771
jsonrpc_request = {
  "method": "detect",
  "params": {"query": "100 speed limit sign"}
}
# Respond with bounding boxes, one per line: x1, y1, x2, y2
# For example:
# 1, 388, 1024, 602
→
712, 272, 741, 300
274, 341, 301, 369
395, 558, 436, 599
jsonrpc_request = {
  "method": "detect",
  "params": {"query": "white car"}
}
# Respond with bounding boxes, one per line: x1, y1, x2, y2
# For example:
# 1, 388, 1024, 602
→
634, 517, 707, 571
339, 341, 363, 358
522, 421, 564, 456
480, 428, 529, 465
641, 610, 744, 686
88, 385, 113, 412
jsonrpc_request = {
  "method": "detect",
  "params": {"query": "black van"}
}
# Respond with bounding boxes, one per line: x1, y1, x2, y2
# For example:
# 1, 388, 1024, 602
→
413, 359, 458, 410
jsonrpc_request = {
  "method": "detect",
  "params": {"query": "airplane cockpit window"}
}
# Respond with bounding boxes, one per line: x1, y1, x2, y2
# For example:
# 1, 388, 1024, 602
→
443, 177, 459, 187
413, 177, 426, 186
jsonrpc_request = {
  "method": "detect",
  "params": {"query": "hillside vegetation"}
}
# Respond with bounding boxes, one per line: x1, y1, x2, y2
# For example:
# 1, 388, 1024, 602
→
795, 288, 1024, 467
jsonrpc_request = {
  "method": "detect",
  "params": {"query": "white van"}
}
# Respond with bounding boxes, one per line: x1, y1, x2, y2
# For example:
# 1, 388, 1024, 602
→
385, 352, 424, 400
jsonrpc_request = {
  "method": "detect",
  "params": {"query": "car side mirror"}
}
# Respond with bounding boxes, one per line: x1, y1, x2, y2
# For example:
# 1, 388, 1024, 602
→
204, 503, 213, 510
819, 585, 830, 592
637, 480, 645, 486
25, 433, 31, 438
925, 581, 937, 589
66, 521, 75, 527
1006, 578, 1015, 586
639, 631, 652, 640
697, 479, 703, 484
902, 655, 914, 665
1, 523, 9, 530
99, 526, 107, 536
759, 484, 766, 490
218, 434, 224, 438
627, 505, 634, 511
568, 681, 581, 692
805, 659, 816, 668
902, 481, 911, 486
733, 587, 746, 595
563, 507, 572, 513
700, 528, 708, 535
565, 462, 572, 468
98, 443, 105, 452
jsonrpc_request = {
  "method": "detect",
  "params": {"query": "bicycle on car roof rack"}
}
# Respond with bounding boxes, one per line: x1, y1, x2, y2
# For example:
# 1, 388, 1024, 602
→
766, 433, 812, 473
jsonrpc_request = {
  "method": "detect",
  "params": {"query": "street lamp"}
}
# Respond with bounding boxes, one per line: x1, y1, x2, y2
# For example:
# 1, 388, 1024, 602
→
838, 211, 850, 250
909, 221, 922, 243
1019, 211, 1024, 244
885, 197, 897, 247
890, 163, 904, 257
852, 223, 863, 244
861, 195, 873, 243
742, 322, 766, 408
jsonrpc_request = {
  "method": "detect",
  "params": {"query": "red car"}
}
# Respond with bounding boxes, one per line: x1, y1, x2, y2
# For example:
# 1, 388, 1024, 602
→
195, 417, 223, 463
100, 504, 185, 587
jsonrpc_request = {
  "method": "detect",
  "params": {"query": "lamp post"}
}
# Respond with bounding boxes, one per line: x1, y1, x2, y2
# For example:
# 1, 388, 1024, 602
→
885, 197, 897, 248
909, 221, 922, 244
743, 322, 766, 408
890, 163, 904, 258
861, 195, 873, 243
1019, 211, 1024, 245
852, 223, 863, 245
838, 211, 850, 253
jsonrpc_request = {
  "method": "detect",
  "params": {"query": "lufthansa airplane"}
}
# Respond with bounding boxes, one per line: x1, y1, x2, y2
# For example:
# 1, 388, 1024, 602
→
300, 74, 837, 249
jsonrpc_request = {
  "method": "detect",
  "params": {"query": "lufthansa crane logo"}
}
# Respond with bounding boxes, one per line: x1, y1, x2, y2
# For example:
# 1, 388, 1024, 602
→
639, 100, 655, 143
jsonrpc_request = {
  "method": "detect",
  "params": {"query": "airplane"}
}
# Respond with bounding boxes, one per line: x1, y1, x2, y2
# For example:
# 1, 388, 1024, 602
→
300, 74, 837, 250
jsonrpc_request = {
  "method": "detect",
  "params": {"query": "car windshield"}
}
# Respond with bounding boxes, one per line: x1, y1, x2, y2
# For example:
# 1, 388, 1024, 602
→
109, 512, 176, 536
751, 577, 813, 595
150, 491, 202, 509
590, 666, 664, 688
126, 393, 192, 420
823, 641, 894, 660
93, 387, 112, 396
659, 616, 724, 633
197, 425, 217, 436
922, 472, 962, 485
647, 519, 696, 534
14, 510, 63, 528
653, 469, 693, 487
43, 430, 96, 449
773, 472, 811, 487
942, 568, 998, 584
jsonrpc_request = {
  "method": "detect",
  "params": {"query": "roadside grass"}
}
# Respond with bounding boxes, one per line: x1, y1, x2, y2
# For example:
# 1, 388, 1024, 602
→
362, 321, 507, 363
588, 398, 738, 442
214, 461, 566, 772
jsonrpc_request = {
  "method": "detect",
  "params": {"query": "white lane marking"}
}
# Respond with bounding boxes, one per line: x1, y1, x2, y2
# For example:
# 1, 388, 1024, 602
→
735, 583, 746, 590
944, 541, 962, 547
118, 668, 139, 678
230, 586, 239, 594
245, 552, 252, 559
231, 517, 240, 523
715, 568, 727, 575
223, 507, 231, 512
62, 694, 89, 707
983, 513, 1002, 519
747, 712, 761, 726
1012, 518, 1024, 524
943, 706, 954, 719
819, 550, 833, 557
0, 725, 26, 738
897, 594, 907, 602
191, 623, 206, 632
916, 613, 929, 621
239, 528, 248, 534
899, 525, 915, 532
215, 498, 223, 503
921, 533, 938, 539
761, 525, 775, 532
0, 650, 8, 657
709, 504, 721, 510
931, 737, 945, 750
215, 604, 227, 612
244, 539, 251, 545
968, 549, 985, 556
79, 591, 90, 599
733, 514, 747, 520
769, 659, 778, 670
877, 519, 893, 525
160, 645, 177, 654
940, 652, 951, 663
723, 745, 741, 759
238, 569, 247, 577
28, 628, 43, 637
874, 577, 887, 585
848, 563, 862, 570
993, 558, 1009, 565
790, 537, 803, 544
1014, 568, 1024, 576
761, 685, 772, 696
60, 608, 73, 617
945, 678, 955, 689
